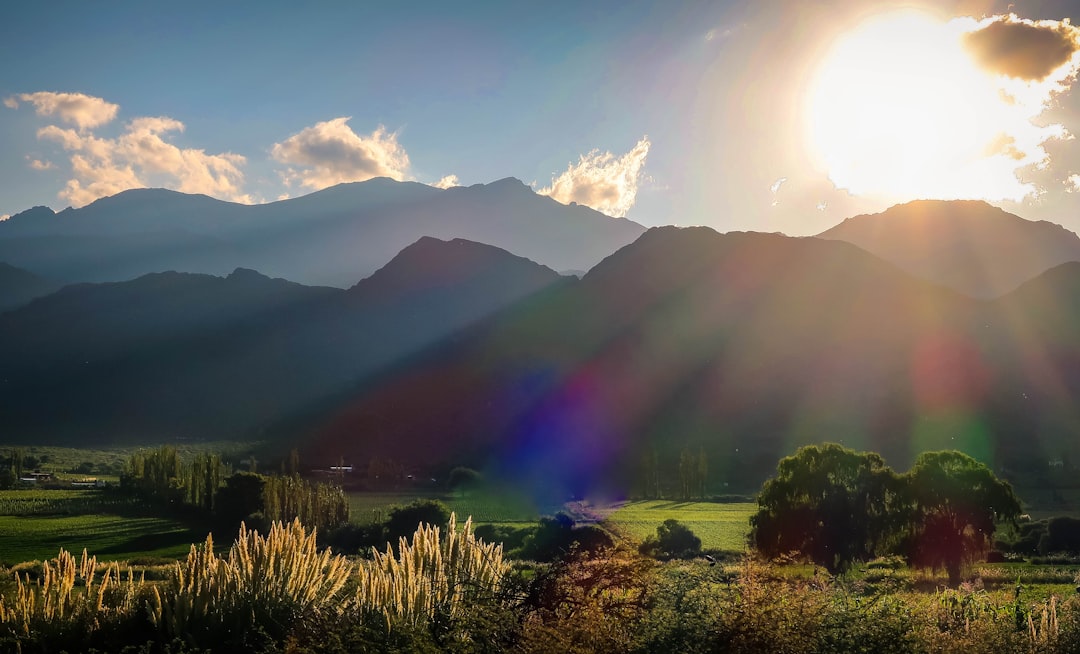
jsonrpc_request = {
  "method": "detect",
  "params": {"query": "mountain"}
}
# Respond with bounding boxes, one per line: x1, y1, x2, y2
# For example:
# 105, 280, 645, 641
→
0, 262, 61, 312
816, 200, 1080, 298
0, 237, 564, 442
293, 227, 986, 496
0, 178, 645, 286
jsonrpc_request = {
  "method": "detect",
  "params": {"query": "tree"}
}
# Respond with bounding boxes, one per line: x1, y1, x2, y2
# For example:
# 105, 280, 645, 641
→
751, 443, 903, 573
447, 466, 482, 494
903, 451, 1021, 584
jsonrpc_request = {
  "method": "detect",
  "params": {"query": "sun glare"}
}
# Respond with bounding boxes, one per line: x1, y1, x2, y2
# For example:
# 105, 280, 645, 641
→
807, 12, 1035, 202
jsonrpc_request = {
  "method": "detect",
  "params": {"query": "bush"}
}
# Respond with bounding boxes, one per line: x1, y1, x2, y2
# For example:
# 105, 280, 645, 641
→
640, 519, 702, 560
518, 514, 614, 562
385, 499, 451, 545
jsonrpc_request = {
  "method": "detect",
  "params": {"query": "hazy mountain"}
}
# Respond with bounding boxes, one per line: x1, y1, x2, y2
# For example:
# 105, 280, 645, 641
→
0, 237, 564, 442
0, 262, 61, 312
295, 227, 985, 495
0, 178, 645, 286
817, 200, 1080, 298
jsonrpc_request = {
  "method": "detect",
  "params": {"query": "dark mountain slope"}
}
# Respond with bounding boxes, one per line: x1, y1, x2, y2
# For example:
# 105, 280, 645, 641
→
0, 262, 61, 312
0, 238, 564, 443
817, 200, 1080, 298
297, 227, 982, 495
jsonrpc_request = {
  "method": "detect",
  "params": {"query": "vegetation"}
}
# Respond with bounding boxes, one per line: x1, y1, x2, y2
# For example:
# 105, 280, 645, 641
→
2, 443, 1077, 652
605, 500, 756, 552
751, 444, 1021, 579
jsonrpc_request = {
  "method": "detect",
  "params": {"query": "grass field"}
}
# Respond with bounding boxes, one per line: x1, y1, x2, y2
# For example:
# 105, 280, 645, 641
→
601, 500, 756, 552
347, 490, 541, 526
0, 514, 202, 565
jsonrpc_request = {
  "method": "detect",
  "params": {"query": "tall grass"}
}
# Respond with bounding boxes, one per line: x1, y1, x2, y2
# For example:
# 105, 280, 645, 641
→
150, 518, 351, 644
356, 512, 509, 629
0, 548, 142, 648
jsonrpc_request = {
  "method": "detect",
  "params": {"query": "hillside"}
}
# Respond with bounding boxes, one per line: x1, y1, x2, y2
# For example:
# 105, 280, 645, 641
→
0, 262, 60, 312
296, 227, 983, 496
0, 237, 564, 442
817, 200, 1080, 298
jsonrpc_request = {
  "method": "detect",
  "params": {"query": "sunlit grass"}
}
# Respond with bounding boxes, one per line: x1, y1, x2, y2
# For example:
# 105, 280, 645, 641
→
602, 500, 756, 552
347, 490, 539, 526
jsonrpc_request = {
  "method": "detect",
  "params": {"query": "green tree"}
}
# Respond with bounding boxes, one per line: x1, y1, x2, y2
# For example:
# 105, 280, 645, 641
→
751, 443, 902, 573
447, 466, 482, 494
902, 450, 1021, 584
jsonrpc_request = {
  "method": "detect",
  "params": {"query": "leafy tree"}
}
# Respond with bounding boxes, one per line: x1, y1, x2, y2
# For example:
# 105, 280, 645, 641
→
216, 471, 267, 525
447, 466, 482, 494
903, 450, 1021, 584
751, 443, 903, 573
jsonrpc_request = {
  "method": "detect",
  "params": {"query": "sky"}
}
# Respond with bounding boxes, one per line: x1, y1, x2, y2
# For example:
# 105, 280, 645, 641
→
4, 0, 1080, 235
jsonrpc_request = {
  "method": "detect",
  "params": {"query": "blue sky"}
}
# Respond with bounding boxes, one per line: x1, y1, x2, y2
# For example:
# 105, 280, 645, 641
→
5, 0, 1080, 235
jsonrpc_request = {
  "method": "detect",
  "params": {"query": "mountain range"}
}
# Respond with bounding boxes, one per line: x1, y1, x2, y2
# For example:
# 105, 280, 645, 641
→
4, 183, 1080, 494
0, 177, 645, 288
0, 237, 563, 442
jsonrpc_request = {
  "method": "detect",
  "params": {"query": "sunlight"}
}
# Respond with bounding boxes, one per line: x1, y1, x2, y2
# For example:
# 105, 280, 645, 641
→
806, 12, 1030, 202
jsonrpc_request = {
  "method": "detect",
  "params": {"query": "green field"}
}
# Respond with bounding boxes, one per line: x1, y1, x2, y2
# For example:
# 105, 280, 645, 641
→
347, 490, 541, 526
0, 514, 202, 565
602, 500, 756, 552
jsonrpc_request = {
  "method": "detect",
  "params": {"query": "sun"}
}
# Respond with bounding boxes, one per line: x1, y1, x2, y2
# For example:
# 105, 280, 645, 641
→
806, 11, 1026, 202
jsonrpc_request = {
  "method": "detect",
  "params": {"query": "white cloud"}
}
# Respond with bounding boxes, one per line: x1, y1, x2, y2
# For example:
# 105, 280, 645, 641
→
0, 214, 9, 222
27, 157, 55, 170
538, 137, 651, 217
35, 112, 249, 207
1066, 173, 1080, 192
432, 174, 460, 189
270, 117, 410, 190
5, 91, 119, 130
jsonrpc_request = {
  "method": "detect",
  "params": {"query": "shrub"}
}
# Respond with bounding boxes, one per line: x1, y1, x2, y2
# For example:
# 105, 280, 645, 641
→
385, 499, 451, 545
518, 513, 615, 562
640, 519, 702, 560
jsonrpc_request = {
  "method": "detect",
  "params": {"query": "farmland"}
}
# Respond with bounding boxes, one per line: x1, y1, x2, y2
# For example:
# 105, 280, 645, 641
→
602, 500, 756, 552
347, 490, 542, 526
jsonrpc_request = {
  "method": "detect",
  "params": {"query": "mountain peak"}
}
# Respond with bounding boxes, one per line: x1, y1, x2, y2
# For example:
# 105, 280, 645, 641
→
819, 199, 1080, 297
351, 236, 559, 297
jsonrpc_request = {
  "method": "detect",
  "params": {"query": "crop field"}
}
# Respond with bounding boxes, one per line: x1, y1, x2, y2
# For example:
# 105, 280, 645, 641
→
0, 489, 141, 516
601, 500, 756, 552
347, 490, 541, 526
0, 514, 202, 565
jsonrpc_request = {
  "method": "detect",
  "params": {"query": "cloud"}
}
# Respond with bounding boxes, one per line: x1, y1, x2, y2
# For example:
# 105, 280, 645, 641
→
4, 91, 119, 130
1066, 174, 1080, 192
538, 137, 651, 217
0, 215, 9, 222
271, 117, 410, 190
432, 174, 460, 189
36, 113, 248, 207
963, 15, 1080, 82
27, 157, 55, 170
